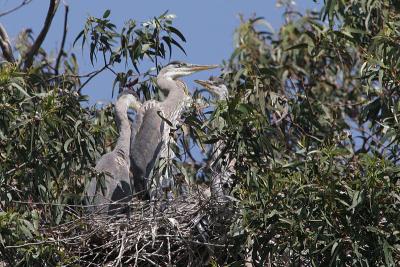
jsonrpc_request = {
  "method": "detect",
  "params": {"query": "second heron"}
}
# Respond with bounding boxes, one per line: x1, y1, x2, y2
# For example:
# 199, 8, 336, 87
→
130, 61, 218, 198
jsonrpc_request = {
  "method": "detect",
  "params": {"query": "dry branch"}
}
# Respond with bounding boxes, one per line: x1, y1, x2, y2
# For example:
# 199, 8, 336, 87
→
23, 0, 60, 70
55, 4, 69, 75
0, 24, 15, 62
0, 0, 32, 18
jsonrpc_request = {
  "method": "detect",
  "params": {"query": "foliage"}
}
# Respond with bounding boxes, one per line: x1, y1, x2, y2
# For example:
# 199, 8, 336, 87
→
0, 210, 63, 266
75, 10, 187, 98
191, 1, 400, 265
0, 7, 189, 265
0, 60, 115, 221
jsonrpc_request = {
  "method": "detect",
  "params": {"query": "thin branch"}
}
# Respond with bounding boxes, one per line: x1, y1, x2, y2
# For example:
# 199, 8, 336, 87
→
0, 0, 32, 18
46, 67, 113, 82
5, 162, 27, 175
23, 0, 60, 70
4, 236, 80, 248
78, 64, 109, 93
0, 24, 15, 62
55, 4, 69, 75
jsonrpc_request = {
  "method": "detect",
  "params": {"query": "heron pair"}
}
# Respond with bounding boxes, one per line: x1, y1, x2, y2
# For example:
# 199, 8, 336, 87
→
85, 61, 229, 214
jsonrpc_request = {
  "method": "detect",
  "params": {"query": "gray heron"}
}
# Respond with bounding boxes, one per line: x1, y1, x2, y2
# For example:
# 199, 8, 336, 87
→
130, 61, 218, 199
195, 77, 228, 100
195, 77, 233, 201
85, 89, 141, 214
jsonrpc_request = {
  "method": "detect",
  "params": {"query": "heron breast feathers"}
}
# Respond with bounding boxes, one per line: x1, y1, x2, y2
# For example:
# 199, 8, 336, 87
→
115, 156, 127, 167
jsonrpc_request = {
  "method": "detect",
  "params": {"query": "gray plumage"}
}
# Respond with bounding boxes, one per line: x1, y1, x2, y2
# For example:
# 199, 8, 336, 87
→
130, 62, 218, 199
85, 89, 141, 214
130, 105, 165, 196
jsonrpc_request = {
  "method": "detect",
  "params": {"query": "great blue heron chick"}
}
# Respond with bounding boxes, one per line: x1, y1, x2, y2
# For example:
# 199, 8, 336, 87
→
130, 61, 218, 199
194, 78, 233, 201
194, 76, 228, 100
85, 89, 141, 214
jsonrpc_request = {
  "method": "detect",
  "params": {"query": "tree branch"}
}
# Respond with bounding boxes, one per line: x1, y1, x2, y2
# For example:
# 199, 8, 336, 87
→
0, 0, 32, 18
23, 0, 60, 70
55, 4, 69, 75
78, 64, 109, 93
0, 24, 15, 62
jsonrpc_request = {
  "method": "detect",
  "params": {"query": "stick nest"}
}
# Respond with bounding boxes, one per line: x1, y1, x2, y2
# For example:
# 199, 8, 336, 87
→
41, 191, 237, 266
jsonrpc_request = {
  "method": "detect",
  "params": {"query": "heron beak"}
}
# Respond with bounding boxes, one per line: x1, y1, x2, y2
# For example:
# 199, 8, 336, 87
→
194, 79, 228, 99
187, 64, 219, 72
194, 79, 221, 97
194, 79, 213, 90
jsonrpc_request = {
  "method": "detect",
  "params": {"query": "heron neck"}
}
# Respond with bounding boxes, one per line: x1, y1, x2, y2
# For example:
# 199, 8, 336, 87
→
114, 98, 131, 161
158, 77, 188, 116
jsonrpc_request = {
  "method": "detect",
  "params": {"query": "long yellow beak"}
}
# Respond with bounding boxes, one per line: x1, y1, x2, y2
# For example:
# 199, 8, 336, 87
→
188, 64, 219, 72
194, 79, 213, 89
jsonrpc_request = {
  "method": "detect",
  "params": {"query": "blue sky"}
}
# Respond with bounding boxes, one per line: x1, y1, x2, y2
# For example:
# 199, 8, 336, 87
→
1, 0, 320, 104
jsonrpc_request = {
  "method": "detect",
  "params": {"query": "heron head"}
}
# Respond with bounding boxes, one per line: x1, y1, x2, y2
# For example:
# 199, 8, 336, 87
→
194, 76, 228, 99
117, 89, 142, 111
159, 61, 218, 79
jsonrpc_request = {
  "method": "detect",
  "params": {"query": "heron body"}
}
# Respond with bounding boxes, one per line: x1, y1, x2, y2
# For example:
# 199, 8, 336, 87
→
85, 90, 141, 214
129, 100, 166, 196
130, 61, 218, 198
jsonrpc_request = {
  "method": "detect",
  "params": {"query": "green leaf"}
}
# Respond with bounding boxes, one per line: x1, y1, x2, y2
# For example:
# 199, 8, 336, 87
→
162, 36, 172, 59
157, 111, 173, 127
64, 138, 74, 153
285, 43, 308, 51
23, 219, 36, 234
19, 224, 33, 239
383, 239, 395, 267
331, 241, 339, 256
203, 137, 220, 144
237, 104, 250, 114
73, 30, 84, 47
167, 26, 186, 42
169, 37, 186, 55
103, 9, 111, 18
11, 83, 30, 98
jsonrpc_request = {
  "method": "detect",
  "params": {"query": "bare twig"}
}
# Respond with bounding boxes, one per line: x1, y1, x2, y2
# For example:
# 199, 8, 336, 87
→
5, 162, 26, 175
141, 255, 158, 266
0, 0, 32, 18
23, 0, 60, 70
4, 235, 82, 248
167, 236, 171, 265
0, 24, 15, 62
133, 234, 141, 267
55, 4, 69, 75
115, 229, 126, 266
46, 66, 114, 82
78, 64, 109, 93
